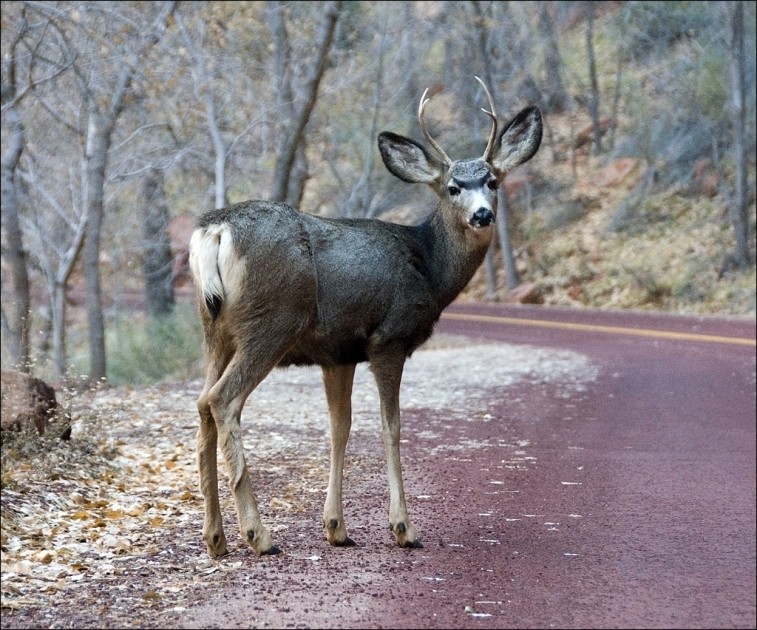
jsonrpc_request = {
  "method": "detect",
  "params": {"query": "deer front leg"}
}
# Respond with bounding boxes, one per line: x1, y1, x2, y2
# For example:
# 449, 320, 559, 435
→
322, 364, 357, 546
371, 353, 422, 548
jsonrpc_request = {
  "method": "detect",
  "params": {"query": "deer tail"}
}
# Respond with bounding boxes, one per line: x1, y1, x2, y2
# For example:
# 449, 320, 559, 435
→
189, 224, 239, 321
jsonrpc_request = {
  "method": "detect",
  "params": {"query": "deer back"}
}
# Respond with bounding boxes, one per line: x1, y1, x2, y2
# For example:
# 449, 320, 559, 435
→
189, 78, 542, 368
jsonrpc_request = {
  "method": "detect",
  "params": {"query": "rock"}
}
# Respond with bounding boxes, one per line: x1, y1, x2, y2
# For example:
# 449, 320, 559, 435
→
1, 369, 59, 437
690, 158, 719, 198
505, 282, 543, 304
573, 117, 613, 149
600, 158, 639, 188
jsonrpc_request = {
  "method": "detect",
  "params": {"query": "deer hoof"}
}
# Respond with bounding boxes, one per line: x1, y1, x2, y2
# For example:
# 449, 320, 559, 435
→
244, 526, 275, 556
262, 545, 282, 556
324, 518, 353, 546
205, 536, 229, 558
204, 531, 228, 558
391, 521, 421, 548
400, 538, 424, 549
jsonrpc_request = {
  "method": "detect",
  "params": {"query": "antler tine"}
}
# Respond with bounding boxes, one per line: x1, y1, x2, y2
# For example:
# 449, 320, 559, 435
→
418, 87, 452, 166
475, 76, 498, 162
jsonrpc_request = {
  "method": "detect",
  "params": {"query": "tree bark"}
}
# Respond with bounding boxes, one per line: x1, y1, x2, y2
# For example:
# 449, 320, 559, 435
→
83, 122, 109, 381
1, 21, 32, 372
142, 169, 175, 317
77, 3, 176, 380
470, 0, 521, 294
727, 0, 751, 268
585, 1, 603, 153
267, 0, 342, 204
497, 189, 520, 291
1, 88, 31, 372
51, 280, 67, 380
538, 2, 570, 113
176, 12, 228, 210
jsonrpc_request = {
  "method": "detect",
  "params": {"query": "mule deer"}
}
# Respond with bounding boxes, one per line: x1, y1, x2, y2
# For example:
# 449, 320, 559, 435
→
189, 78, 542, 557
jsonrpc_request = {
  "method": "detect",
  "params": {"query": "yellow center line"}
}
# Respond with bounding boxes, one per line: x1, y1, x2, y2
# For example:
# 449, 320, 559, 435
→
440, 312, 756, 347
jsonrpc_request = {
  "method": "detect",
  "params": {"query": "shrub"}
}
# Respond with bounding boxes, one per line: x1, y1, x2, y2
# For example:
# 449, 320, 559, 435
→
107, 305, 203, 385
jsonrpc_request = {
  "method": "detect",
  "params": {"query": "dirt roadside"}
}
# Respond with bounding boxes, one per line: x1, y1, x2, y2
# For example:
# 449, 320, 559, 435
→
1, 335, 597, 629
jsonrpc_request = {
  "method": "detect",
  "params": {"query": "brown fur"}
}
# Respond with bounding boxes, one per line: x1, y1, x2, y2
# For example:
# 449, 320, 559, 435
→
189, 84, 542, 557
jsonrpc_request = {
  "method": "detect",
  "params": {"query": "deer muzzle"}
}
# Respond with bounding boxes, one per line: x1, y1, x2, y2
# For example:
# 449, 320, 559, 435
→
469, 207, 495, 228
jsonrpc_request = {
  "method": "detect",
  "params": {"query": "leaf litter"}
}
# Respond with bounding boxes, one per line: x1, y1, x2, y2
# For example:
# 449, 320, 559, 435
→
0, 337, 597, 628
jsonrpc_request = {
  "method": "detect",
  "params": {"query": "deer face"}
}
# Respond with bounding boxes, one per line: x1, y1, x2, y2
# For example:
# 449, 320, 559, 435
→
446, 158, 499, 229
378, 78, 541, 234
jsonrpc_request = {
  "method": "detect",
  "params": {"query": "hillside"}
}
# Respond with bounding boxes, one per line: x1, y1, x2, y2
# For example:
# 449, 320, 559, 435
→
460, 151, 756, 317
457, 5, 756, 318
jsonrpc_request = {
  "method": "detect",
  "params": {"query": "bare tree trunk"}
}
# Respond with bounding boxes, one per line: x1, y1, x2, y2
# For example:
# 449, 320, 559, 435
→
727, 0, 751, 268
538, 2, 570, 113
497, 189, 520, 291
484, 244, 497, 300
608, 3, 629, 152
83, 124, 109, 380
1, 89, 31, 372
470, 0, 521, 293
176, 12, 229, 210
77, 3, 176, 381
287, 143, 310, 210
348, 11, 387, 219
585, 1, 603, 154
267, 0, 342, 204
51, 281, 67, 379
1, 21, 32, 372
608, 49, 623, 152
142, 169, 175, 317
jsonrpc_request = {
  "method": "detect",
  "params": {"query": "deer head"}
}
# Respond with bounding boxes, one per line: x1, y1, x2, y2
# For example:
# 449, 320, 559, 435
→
378, 77, 542, 232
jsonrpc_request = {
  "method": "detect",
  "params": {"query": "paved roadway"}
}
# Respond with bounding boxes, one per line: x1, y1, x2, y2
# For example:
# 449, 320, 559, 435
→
181, 303, 755, 629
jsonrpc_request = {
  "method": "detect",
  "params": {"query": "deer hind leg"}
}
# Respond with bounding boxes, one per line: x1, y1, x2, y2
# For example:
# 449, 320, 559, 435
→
321, 364, 356, 546
197, 354, 232, 558
205, 345, 286, 557
371, 351, 422, 548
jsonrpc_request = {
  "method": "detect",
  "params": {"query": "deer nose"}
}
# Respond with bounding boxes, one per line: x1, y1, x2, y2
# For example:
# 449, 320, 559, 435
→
470, 207, 494, 228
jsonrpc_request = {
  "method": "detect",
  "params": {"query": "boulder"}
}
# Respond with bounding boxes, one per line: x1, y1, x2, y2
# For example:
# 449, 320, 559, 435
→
573, 117, 613, 150
690, 158, 719, 198
600, 158, 639, 188
505, 282, 544, 305
1, 369, 60, 437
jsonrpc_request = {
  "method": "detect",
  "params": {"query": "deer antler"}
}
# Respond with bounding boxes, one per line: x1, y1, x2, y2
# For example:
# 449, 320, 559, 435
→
418, 88, 452, 167
475, 76, 498, 163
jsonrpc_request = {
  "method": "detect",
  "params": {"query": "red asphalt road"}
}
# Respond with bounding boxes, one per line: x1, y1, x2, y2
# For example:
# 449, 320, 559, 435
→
180, 303, 756, 629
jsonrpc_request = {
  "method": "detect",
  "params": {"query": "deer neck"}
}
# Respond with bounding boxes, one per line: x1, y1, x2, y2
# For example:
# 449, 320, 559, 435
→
419, 207, 492, 310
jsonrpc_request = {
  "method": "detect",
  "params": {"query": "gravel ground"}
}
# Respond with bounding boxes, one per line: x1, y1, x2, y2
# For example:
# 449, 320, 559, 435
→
1, 334, 597, 629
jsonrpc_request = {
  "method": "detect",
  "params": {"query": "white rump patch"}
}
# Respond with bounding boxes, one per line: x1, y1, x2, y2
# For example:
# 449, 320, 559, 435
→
216, 226, 246, 304
188, 224, 246, 307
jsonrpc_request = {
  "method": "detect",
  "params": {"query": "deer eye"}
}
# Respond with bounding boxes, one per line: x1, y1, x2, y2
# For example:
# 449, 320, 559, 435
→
487, 179, 498, 191
448, 185, 461, 196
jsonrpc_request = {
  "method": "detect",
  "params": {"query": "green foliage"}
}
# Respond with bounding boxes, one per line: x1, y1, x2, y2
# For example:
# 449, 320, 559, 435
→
106, 305, 203, 385
695, 54, 729, 121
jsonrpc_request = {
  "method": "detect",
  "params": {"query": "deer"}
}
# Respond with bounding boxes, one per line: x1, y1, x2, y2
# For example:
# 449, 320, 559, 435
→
188, 77, 542, 558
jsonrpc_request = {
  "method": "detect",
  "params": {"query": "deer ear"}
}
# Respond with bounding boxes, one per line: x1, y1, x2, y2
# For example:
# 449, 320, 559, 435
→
378, 132, 444, 184
491, 107, 542, 176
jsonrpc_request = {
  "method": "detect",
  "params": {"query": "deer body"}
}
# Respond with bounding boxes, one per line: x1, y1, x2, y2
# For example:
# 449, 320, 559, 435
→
189, 80, 542, 557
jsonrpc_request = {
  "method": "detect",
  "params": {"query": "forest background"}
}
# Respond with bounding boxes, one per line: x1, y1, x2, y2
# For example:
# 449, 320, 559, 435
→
1, 0, 755, 386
